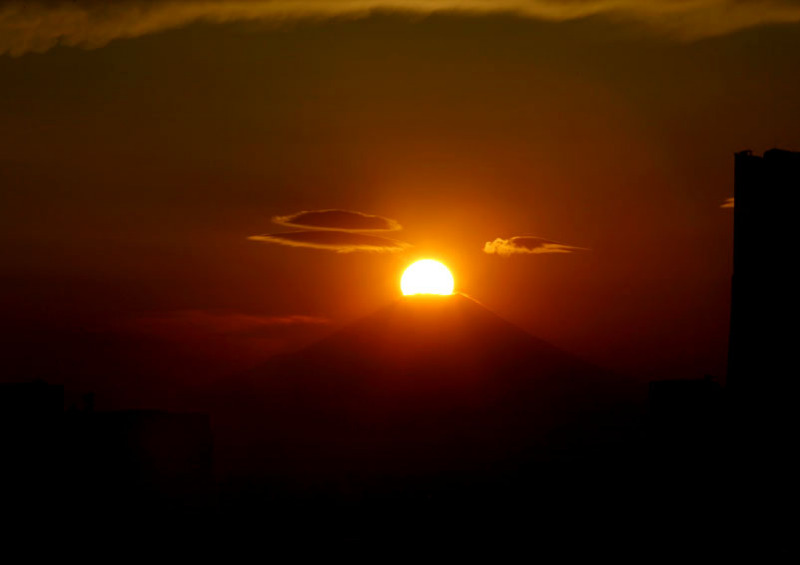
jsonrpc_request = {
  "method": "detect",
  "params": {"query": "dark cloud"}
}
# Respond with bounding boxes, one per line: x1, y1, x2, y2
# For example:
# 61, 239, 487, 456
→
249, 230, 410, 253
721, 197, 734, 209
272, 209, 402, 231
4, 1, 800, 56
483, 236, 587, 257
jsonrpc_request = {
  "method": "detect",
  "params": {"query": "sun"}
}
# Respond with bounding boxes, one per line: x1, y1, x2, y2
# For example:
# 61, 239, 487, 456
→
401, 259, 455, 296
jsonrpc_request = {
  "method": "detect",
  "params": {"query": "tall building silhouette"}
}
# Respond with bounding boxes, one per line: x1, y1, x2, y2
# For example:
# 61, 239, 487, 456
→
728, 149, 800, 406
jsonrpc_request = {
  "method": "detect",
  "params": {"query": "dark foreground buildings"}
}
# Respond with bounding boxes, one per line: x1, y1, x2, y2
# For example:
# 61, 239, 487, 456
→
0, 381, 63, 511
0, 381, 213, 520
65, 408, 213, 509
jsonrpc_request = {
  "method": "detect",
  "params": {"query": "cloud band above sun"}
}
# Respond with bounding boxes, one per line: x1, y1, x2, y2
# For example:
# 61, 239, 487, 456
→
249, 230, 410, 253
4, 1, 800, 56
272, 209, 402, 231
484, 236, 587, 257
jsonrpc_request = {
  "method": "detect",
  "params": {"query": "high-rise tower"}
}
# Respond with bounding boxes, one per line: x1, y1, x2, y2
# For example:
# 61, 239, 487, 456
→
728, 149, 800, 404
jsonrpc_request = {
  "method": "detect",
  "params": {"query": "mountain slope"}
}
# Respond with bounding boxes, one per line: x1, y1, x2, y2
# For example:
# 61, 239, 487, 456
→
214, 294, 639, 477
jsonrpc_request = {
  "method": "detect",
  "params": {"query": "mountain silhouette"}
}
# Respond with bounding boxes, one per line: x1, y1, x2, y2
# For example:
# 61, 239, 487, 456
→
212, 294, 639, 480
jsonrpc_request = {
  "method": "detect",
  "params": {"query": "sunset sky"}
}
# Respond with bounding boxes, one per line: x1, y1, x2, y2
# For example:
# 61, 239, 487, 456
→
2, 1, 799, 405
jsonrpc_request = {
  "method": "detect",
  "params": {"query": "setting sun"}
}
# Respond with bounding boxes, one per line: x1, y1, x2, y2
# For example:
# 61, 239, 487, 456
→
401, 259, 455, 296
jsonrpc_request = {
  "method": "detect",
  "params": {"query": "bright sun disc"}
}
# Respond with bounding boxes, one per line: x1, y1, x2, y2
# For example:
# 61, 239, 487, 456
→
401, 259, 455, 296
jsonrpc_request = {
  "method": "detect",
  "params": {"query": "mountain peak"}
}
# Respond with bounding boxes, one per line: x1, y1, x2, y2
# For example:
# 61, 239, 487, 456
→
215, 296, 637, 476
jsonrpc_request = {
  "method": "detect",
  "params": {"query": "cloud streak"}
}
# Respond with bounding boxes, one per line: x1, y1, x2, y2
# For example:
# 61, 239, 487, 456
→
721, 197, 735, 209
4, 1, 800, 56
249, 230, 410, 252
119, 309, 333, 365
273, 209, 402, 231
483, 236, 587, 257
127, 309, 330, 338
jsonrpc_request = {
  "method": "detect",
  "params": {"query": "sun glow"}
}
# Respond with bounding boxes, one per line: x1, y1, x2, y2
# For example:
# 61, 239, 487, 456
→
401, 259, 455, 296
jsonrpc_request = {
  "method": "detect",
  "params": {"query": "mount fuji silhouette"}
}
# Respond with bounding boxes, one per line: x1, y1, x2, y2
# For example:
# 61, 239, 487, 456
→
212, 294, 639, 480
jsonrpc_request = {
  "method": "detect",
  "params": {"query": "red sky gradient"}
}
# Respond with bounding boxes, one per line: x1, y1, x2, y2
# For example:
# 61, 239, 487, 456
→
2, 9, 799, 406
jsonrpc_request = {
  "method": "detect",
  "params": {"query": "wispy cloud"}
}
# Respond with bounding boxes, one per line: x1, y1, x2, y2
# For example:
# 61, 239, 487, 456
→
119, 309, 332, 366
272, 209, 402, 231
483, 235, 587, 257
127, 309, 330, 338
4, 1, 800, 56
249, 230, 410, 252
721, 197, 734, 209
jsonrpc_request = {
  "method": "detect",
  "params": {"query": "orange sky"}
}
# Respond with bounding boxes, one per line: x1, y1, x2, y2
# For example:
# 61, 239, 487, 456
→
2, 7, 799, 406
